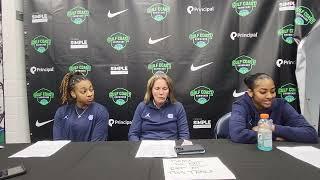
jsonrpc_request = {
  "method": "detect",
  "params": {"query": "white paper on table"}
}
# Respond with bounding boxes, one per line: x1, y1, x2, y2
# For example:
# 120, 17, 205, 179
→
163, 157, 236, 180
9, 140, 70, 158
135, 140, 177, 158
277, 146, 320, 168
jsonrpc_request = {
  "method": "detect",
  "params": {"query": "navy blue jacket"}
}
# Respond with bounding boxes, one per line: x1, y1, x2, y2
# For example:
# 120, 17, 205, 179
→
128, 101, 190, 141
229, 93, 318, 144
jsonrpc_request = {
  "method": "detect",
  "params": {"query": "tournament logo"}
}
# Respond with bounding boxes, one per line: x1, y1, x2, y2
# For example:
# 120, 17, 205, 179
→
32, 13, 48, 23
190, 86, 214, 105
295, 6, 316, 26
187, 6, 214, 14
232, 55, 256, 74
147, 3, 170, 22
33, 88, 54, 106
276, 59, 295, 67
279, 1, 295, 11
232, 0, 257, 17
109, 88, 132, 106
70, 39, 88, 49
277, 24, 294, 44
68, 61, 92, 76
31, 35, 51, 53
147, 59, 172, 74
189, 29, 214, 48
106, 32, 130, 51
67, 7, 90, 24
278, 83, 297, 103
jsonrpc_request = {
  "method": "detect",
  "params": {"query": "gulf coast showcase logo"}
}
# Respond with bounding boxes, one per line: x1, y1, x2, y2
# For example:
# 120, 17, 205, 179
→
106, 32, 130, 51
232, 55, 256, 74
190, 86, 214, 105
276, 59, 295, 67
147, 3, 170, 22
295, 6, 316, 26
277, 24, 294, 44
187, 6, 214, 14
278, 83, 297, 103
109, 88, 132, 106
70, 39, 88, 49
69, 61, 92, 76
148, 59, 172, 74
232, 0, 257, 17
31, 35, 51, 53
32, 13, 48, 23
279, 1, 295, 11
33, 88, 54, 106
189, 29, 213, 48
67, 7, 90, 24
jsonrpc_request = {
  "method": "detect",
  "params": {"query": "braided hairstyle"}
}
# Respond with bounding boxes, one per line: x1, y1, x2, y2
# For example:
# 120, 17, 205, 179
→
59, 72, 88, 104
244, 73, 273, 90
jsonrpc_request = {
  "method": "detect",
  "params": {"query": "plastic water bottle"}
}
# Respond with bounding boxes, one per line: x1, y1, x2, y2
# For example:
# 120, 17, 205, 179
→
257, 113, 273, 151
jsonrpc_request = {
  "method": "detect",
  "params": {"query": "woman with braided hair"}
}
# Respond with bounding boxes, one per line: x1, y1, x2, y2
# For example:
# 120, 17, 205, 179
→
53, 72, 109, 141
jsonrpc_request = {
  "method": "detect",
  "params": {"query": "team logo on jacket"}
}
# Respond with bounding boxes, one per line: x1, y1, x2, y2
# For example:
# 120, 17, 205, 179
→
278, 83, 297, 103
33, 88, 54, 106
147, 3, 170, 22
190, 86, 214, 105
232, 55, 256, 74
69, 61, 92, 76
109, 88, 132, 106
148, 59, 172, 74
189, 29, 213, 48
31, 35, 51, 53
88, 115, 93, 121
278, 24, 294, 44
295, 6, 316, 26
232, 0, 257, 17
67, 7, 89, 24
106, 32, 130, 51
32, 13, 48, 23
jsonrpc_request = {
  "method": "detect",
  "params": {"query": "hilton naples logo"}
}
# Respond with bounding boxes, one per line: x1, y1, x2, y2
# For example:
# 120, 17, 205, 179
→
33, 88, 54, 106
232, 55, 256, 74
232, 0, 257, 17
148, 59, 172, 74
190, 86, 214, 105
189, 29, 213, 48
295, 6, 316, 26
67, 7, 89, 24
278, 83, 297, 103
147, 3, 170, 22
31, 35, 51, 53
69, 61, 92, 76
106, 32, 130, 51
278, 24, 294, 44
109, 88, 132, 106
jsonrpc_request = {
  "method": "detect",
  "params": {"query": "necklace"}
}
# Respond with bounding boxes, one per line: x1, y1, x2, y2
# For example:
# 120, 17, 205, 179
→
75, 105, 89, 118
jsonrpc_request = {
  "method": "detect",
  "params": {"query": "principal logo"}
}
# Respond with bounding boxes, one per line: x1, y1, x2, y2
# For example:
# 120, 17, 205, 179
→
31, 35, 51, 53
279, 1, 295, 11
232, 0, 257, 17
67, 7, 90, 24
69, 61, 92, 76
189, 29, 214, 48
187, 6, 214, 14
148, 59, 172, 74
232, 55, 256, 74
107, 9, 128, 18
30, 66, 54, 74
108, 119, 132, 127
190, 86, 214, 105
32, 13, 48, 23
106, 32, 130, 51
190, 62, 214, 71
109, 88, 132, 106
295, 6, 316, 26
278, 83, 297, 103
147, 3, 170, 22
110, 65, 128, 75
230, 32, 258, 40
278, 24, 294, 44
192, 118, 211, 129
33, 88, 54, 106
148, 35, 171, 45
70, 39, 88, 49
276, 59, 295, 67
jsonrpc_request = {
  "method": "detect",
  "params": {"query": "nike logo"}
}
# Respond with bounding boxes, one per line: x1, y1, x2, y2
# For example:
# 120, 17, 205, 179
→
233, 90, 246, 97
107, 9, 128, 18
148, 35, 171, 45
190, 62, 214, 71
35, 119, 54, 127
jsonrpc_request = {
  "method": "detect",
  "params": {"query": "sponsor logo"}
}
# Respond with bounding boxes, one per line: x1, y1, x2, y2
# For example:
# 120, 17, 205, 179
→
32, 13, 48, 23
190, 62, 213, 71
147, 3, 170, 22
108, 119, 132, 127
230, 32, 258, 40
192, 118, 211, 129
276, 59, 295, 67
110, 65, 128, 75
189, 29, 214, 48
33, 88, 54, 106
190, 86, 214, 105
295, 6, 316, 26
70, 39, 88, 49
107, 9, 128, 18
148, 59, 172, 74
278, 83, 297, 103
67, 6, 90, 24
30, 66, 54, 74
31, 35, 51, 53
106, 32, 130, 51
233, 90, 246, 97
187, 6, 215, 14
148, 35, 171, 45
232, 0, 257, 17
109, 88, 132, 106
279, 1, 295, 11
69, 61, 92, 76
232, 55, 256, 74
278, 24, 294, 44
35, 119, 54, 127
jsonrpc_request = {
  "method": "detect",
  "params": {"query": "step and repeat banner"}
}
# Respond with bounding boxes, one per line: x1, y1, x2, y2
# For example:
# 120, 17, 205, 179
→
0, 5, 4, 144
24, 0, 319, 141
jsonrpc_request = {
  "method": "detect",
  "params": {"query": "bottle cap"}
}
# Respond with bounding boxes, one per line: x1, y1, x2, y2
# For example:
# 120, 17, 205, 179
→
260, 113, 269, 119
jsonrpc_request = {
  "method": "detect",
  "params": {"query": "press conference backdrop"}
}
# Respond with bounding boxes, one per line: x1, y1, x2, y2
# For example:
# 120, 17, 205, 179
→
24, 0, 319, 141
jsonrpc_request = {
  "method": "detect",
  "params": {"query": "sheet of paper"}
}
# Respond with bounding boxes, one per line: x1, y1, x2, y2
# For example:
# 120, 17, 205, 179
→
135, 140, 177, 158
277, 146, 320, 168
163, 157, 236, 180
9, 140, 70, 158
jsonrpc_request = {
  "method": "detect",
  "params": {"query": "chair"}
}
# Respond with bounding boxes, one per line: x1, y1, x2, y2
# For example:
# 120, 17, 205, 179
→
214, 112, 231, 139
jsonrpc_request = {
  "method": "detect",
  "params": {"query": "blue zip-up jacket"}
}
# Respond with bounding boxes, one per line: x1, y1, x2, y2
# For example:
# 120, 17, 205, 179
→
128, 101, 190, 141
229, 93, 318, 144
53, 102, 109, 142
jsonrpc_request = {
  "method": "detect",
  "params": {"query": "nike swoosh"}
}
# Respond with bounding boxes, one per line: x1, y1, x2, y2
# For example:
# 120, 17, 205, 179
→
107, 9, 128, 18
233, 90, 246, 97
190, 62, 214, 71
148, 35, 171, 44
35, 119, 54, 127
